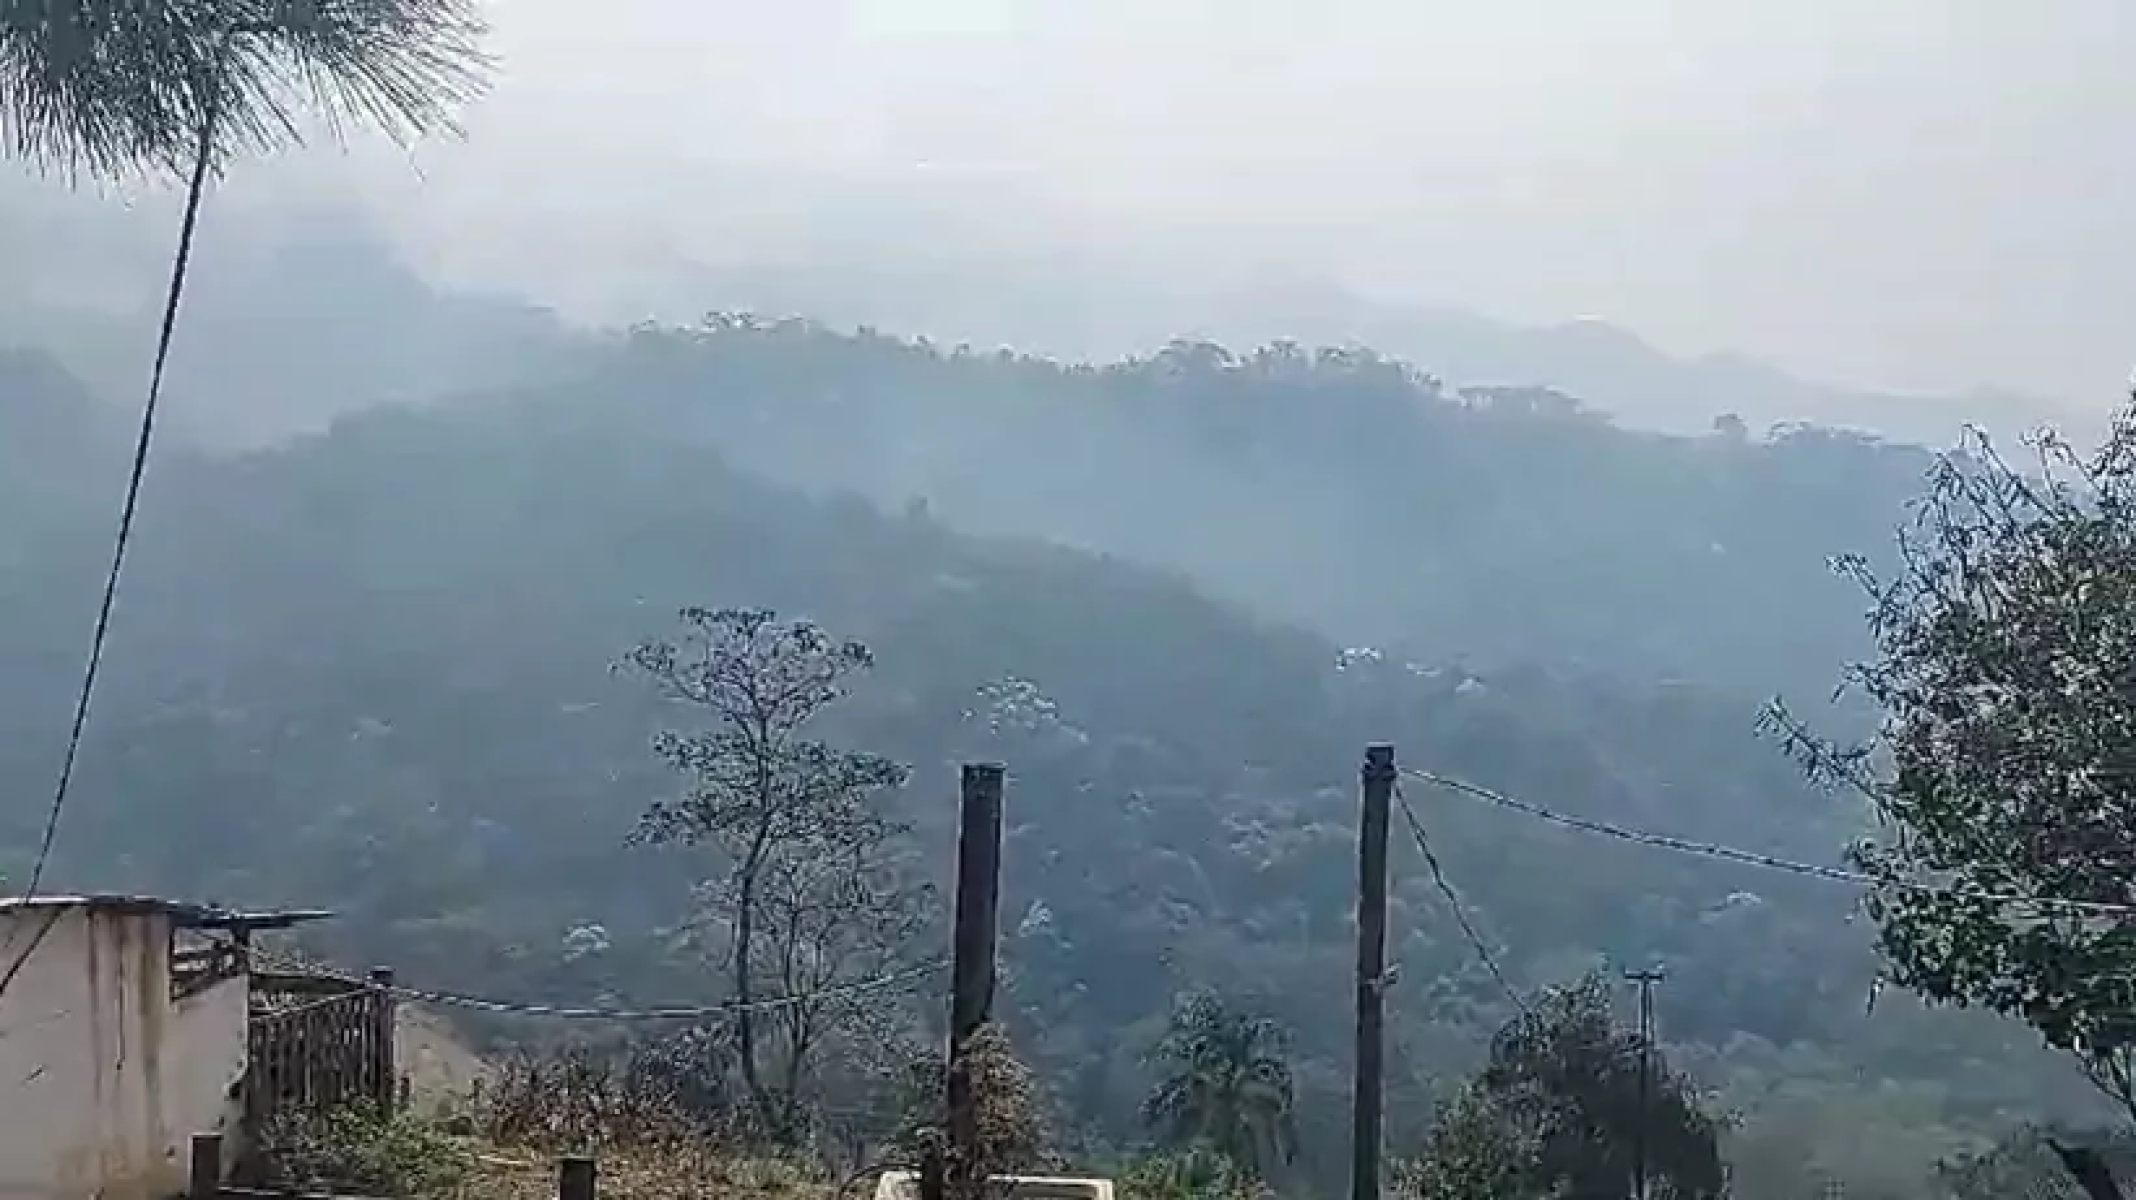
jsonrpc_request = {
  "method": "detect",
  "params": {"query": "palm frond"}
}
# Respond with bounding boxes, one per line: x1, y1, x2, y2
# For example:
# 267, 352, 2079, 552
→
0, 0, 490, 180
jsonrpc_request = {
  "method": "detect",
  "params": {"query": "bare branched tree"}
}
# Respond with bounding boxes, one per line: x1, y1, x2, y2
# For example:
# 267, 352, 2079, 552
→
757, 818, 934, 1136
624, 606, 932, 1144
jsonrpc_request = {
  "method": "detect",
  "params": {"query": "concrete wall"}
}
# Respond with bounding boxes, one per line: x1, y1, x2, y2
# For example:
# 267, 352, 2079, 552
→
0, 906, 247, 1200
173, 973, 250, 1161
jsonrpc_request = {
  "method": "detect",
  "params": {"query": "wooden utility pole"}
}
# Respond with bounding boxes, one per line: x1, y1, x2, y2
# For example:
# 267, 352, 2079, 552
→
1625, 965, 1666, 1200
1353, 744, 1397, 1200
928, 762, 1006, 1200
368, 966, 398, 1111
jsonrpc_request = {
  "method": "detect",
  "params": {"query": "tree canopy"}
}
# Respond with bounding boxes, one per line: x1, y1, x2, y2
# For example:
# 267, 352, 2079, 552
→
1774, 398, 2136, 1127
1410, 975, 1728, 1200
0, 0, 488, 177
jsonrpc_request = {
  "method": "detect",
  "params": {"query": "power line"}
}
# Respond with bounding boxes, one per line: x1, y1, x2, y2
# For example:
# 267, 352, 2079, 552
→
19, 94, 224, 911
1402, 766, 2136, 918
0, 907, 66, 1005
248, 945, 948, 1021
1393, 781, 1530, 1016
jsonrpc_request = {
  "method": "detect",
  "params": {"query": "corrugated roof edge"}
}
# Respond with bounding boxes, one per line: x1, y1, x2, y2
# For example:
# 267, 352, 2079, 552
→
0, 894, 333, 930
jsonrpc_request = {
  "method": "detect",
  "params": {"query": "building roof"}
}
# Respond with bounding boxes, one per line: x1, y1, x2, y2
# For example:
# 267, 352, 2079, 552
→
0, 894, 333, 931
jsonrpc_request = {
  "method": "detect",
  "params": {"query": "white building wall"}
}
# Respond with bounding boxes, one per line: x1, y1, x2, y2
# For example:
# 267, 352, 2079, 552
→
173, 973, 250, 1159
0, 905, 248, 1200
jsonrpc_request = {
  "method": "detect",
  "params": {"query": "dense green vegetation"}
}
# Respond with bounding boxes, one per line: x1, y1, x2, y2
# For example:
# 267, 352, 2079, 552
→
0, 289, 2119, 1196
1403, 975, 1728, 1200
593, 316, 1927, 696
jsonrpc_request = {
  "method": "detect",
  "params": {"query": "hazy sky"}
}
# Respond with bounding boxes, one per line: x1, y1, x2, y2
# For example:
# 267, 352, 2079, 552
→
63, 0, 2136, 403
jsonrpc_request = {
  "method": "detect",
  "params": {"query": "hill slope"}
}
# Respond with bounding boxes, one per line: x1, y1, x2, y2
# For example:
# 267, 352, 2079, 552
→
0, 344, 2096, 1191
576, 319, 1941, 697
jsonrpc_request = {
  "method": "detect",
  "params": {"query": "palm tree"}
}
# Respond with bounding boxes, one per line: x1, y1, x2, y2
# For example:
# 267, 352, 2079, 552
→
1141, 992, 1299, 1184
0, 1, 491, 906
2, 1, 489, 177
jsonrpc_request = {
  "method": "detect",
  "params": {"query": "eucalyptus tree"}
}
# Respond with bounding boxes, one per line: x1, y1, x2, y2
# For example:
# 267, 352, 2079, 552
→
624, 607, 930, 1143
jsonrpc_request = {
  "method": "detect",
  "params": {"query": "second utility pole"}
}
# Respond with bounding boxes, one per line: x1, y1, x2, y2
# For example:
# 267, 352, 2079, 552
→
947, 763, 1006, 1200
1625, 965, 1666, 1200
923, 762, 1006, 1200
1352, 744, 1396, 1200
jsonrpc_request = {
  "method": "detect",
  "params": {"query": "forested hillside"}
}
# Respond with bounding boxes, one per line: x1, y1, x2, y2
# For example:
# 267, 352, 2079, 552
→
554, 319, 1951, 704
0, 313, 2106, 1195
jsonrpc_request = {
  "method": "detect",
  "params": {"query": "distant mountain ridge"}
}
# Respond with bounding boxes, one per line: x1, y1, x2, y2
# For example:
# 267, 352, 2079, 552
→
0, 178, 574, 448
660, 256, 2081, 448
0, 171, 2083, 453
